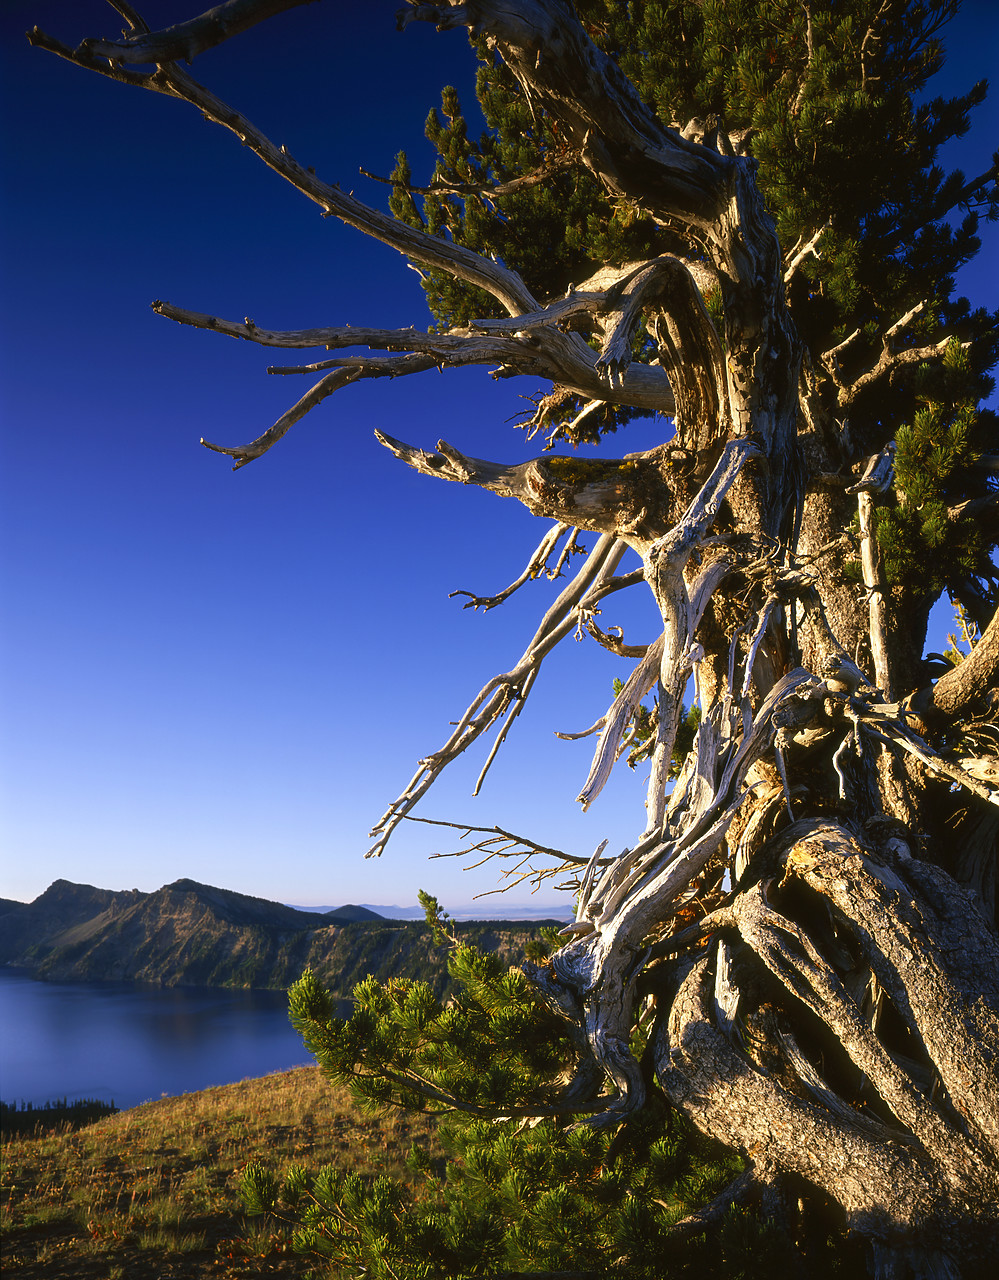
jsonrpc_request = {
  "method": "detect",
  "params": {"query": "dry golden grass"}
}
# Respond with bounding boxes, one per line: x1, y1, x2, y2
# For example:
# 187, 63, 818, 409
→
1, 1065, 442, 1278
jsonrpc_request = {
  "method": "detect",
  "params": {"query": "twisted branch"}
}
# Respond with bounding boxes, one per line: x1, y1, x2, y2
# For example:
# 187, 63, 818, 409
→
367, 535, 635, 857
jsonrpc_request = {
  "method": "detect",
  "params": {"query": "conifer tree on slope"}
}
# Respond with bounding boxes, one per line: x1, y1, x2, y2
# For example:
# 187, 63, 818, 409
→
33, 1, 999, 1273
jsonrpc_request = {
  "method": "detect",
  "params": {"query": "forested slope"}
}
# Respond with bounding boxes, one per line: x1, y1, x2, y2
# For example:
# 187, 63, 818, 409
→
0, 879, 557, 993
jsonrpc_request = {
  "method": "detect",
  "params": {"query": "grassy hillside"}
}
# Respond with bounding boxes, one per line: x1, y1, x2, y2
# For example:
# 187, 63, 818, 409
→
1, 1066, 443, 1278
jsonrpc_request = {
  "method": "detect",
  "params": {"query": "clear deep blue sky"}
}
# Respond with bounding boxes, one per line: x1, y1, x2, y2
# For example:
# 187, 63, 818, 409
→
1, 1, 996, 911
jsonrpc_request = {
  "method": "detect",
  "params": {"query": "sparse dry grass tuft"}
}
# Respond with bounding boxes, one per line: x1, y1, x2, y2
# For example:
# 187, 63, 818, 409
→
1, 1065, 442, 1278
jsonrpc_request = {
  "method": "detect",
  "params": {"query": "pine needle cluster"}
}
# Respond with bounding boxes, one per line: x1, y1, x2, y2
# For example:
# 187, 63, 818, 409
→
241, 925, 847, 1278
877, 342, 997, 599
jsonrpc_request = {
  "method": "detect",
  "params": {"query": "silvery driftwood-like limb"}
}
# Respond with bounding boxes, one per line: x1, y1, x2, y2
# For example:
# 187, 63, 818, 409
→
152, 300, 678, 466
366, 533, 631, 857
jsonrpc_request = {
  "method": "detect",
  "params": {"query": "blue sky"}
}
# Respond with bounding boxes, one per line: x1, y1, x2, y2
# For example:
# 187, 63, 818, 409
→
1, 1, 996, 912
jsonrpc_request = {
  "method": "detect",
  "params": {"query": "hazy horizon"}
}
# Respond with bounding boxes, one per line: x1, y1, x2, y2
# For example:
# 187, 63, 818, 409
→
0, 874, 572, 920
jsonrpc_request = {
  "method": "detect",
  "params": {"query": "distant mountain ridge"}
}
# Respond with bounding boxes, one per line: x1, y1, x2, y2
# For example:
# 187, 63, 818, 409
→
0, 879, 561, 994
321, 904, 386, 923
289, 901, 573, 922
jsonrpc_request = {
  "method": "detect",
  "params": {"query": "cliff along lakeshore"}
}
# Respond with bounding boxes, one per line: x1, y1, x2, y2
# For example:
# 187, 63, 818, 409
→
0, 879, 561, 994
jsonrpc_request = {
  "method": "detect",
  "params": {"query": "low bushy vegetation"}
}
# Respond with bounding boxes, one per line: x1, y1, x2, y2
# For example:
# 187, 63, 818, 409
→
239, 918, 853, 1279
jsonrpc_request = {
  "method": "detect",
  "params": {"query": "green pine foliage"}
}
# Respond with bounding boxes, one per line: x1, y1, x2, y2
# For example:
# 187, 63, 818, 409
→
877, 342, 996, 597
388, 54, 664, 444
240, 1116, 808, 1277
243, 944, 845, 1277
388, 65, 662, 329
611, 679, 702, 775
286, 944, 577, 1117
942, 598, 981, 664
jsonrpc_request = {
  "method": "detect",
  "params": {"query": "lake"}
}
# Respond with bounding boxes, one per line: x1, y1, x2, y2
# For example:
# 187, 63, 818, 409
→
0, 969, 322, 1110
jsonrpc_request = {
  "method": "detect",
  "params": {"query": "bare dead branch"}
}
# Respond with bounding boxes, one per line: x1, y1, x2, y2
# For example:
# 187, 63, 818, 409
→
27, 25, 154, 89
367, 535, 629, 858
28, 43, 538, 317
375, 431, 684, 544
852, 449, 896, 699
819, 327, 862, 384
77, 0, 318, 65
643, 440, 760, 790
834, 302, 963, 407
449, 521, 573, 611
783, 219, 830, 284
575, 635, 665, 810
790, 5, 815, 116
854, 705, 999, 808
153, 303, 450, 350
400, 814, 596, 889
153, 299, 678, 416
200, 355, 436, 469
399, 0, 733, 235
583, 617, 649, 658
739, 594, 778, 699
106, 3, 150, 34
413, 818, 575, 862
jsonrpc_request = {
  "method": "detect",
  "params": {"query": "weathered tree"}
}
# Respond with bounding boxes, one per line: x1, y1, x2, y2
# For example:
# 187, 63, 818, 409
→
33, 1, 999, 1274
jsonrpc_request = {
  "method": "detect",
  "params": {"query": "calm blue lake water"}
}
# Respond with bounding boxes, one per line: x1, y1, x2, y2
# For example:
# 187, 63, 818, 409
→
0, 969, 317, 1110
